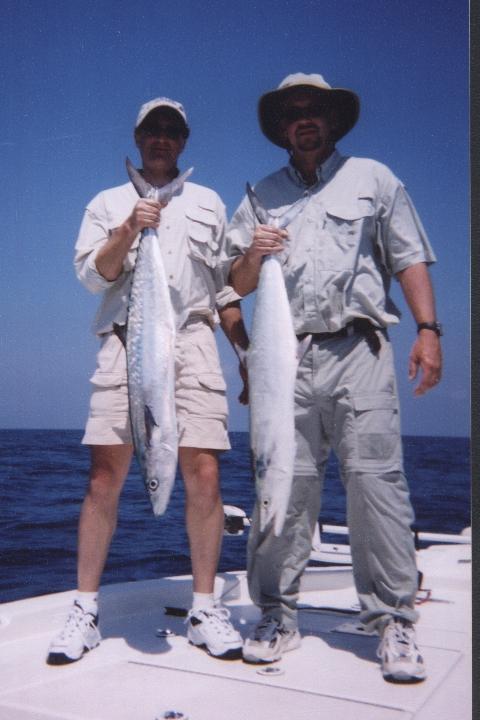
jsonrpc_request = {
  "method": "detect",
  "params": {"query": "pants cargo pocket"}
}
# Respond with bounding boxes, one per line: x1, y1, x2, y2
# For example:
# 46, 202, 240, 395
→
351, 393, 401, 461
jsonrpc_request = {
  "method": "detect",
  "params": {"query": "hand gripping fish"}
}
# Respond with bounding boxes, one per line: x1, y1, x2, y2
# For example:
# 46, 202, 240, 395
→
245, 183, 310, 536
123, 158, 193, 515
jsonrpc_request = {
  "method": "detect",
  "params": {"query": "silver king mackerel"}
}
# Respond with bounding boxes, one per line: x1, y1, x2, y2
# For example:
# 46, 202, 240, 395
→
124, 158, 193, 515
246, 184, 310, 535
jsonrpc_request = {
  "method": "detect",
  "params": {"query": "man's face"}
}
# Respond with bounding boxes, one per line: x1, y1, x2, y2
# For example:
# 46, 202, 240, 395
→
135, 108, 186, 176
280, 92, 335, 157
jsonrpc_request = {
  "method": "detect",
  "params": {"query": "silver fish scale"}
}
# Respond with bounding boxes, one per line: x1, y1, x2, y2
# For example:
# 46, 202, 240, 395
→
124, 159, 193, 515
246, 183, 307, 536
126, 226, 177, 515
249, 253, 298, 536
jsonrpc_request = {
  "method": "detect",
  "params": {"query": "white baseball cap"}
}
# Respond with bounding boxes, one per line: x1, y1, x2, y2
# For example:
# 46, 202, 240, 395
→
135, 97, 189, 136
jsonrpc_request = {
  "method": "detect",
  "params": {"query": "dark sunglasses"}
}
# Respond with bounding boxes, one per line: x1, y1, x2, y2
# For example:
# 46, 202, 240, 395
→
139, 123, 184, 140
282, 103, 327, 125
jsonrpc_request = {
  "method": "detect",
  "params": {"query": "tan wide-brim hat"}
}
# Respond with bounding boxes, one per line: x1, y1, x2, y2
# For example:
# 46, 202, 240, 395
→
258, 73, 360, 148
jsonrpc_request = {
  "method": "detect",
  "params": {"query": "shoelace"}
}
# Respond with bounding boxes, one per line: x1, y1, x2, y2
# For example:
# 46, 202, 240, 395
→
253, 616, 282, 642
187, 607, 237, 636
59, 604, 96, 640
377, 621, 416, 659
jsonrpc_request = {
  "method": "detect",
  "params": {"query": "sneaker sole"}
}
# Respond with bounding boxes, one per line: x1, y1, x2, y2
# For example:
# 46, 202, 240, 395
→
46, 637, 101, 666
242, 653, 281, 665
383, 671, 427, 684
46, 645, 94, 666
189, 641, 243, 661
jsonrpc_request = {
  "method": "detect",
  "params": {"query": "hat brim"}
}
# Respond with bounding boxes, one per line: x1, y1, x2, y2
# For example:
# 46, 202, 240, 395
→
258, 84, 360, 147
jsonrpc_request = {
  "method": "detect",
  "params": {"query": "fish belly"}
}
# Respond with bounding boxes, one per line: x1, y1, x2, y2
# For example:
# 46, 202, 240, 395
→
126, 233, 178, 515
249, 256, 297, 536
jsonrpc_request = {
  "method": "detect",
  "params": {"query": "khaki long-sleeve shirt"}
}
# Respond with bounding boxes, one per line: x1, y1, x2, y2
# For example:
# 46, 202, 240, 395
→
226, 151, 436, 335
74, 179, 239, 334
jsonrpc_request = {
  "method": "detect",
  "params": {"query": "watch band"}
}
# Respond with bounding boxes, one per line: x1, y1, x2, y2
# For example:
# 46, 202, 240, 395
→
417, 322, 443, 337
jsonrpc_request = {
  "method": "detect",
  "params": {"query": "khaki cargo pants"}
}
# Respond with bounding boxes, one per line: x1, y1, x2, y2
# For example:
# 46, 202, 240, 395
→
247, 330, 419, 631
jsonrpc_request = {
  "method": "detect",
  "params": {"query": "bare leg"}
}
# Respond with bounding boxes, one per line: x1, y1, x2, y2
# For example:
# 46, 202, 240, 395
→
179, 448, 224, 594
77, 444, 133, 591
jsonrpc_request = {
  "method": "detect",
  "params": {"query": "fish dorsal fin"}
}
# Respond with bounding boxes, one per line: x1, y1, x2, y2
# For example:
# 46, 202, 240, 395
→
126, 157, 193, 201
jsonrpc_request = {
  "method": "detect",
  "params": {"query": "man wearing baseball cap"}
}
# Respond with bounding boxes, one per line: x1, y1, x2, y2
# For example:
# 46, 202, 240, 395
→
47, 97, 248, 664
227, 73, 442, 682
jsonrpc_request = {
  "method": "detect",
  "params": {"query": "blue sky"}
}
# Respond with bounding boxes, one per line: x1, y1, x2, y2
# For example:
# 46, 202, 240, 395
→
1, 0, 469, 436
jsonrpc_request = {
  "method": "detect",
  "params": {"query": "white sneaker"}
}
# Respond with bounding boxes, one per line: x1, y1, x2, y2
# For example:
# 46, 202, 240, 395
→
186, 607, 243, 660
377, 618, 426, 683
47, 600, 101, 665
243, 615, 301, 664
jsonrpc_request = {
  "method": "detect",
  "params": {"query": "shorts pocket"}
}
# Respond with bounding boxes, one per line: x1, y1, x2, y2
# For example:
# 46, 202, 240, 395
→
197, 372, 227, 392
89, 332, 127, 387
89, 371, 125, 388
352, 392, 400, 460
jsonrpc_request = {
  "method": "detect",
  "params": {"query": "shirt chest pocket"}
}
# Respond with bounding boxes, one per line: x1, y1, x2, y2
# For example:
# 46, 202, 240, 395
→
320, 198, 375, 269
324, 198, 375, 243
185, 205, 219, 268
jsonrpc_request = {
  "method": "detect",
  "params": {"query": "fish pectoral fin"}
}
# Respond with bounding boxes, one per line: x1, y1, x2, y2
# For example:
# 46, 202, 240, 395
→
144, 405, 159, 448
144, 405, 159, 427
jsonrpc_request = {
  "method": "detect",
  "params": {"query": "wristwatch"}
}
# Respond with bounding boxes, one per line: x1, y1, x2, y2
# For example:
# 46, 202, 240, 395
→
417, 321, 443, 337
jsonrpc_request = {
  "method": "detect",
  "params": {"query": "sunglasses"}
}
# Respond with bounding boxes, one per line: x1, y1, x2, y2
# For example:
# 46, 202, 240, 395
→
282, 103, 327, 125
139, 123, 184, 140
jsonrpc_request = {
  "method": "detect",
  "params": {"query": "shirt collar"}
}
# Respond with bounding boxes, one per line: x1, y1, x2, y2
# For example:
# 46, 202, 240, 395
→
287, 149, 342, 188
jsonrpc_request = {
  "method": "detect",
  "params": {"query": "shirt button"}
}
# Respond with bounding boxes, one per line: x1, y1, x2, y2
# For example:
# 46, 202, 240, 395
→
169, 274, 174, 280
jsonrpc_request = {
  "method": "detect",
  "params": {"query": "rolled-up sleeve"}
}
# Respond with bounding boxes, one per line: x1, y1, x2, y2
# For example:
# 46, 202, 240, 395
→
377, 180, 436, 276
74, 194, 123, 294
214, 197, 243, 306
222, 196, 256, 285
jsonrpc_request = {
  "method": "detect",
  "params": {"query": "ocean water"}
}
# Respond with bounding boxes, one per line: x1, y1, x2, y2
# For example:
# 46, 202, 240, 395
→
0, 430, 470, 604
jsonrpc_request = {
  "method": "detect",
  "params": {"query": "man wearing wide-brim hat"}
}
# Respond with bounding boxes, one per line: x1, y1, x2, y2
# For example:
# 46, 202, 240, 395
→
227, 73, 442, 682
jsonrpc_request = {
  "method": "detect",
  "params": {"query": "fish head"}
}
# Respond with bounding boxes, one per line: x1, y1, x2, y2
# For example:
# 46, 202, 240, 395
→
255, 457, 292, 537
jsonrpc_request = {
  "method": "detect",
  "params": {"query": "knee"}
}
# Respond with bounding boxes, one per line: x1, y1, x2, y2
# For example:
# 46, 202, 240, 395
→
186, 465, 220, 508
87, 466, 123, 507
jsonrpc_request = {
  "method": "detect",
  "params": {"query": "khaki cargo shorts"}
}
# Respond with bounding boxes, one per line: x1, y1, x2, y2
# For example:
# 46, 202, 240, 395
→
82, 318, 230, 450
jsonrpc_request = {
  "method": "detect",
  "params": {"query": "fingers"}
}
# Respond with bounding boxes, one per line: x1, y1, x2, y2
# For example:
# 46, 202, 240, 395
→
131, 199, 164, 233
409, 336, 442, 396
251, 225, 287, 255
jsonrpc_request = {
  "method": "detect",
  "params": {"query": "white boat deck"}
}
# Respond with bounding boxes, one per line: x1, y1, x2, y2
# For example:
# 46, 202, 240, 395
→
0, 540, 471, 720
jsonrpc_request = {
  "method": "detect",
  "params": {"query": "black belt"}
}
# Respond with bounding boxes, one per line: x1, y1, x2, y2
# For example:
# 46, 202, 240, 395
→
297, 318, 385, 354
